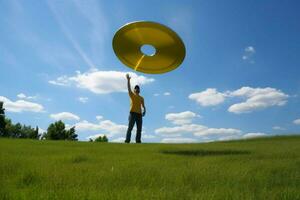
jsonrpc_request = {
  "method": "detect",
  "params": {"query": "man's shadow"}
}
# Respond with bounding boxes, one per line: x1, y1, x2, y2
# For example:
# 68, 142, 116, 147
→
160, 149, 251, 156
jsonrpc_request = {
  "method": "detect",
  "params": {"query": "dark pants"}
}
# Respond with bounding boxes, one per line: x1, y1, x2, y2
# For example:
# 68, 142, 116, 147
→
125, 112, 142, 143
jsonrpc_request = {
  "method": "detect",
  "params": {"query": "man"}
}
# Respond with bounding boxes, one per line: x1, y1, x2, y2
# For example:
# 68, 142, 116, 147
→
125, 74, 146, 143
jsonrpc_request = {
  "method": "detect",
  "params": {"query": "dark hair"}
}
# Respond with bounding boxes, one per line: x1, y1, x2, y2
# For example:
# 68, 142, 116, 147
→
134, 85, 140, 90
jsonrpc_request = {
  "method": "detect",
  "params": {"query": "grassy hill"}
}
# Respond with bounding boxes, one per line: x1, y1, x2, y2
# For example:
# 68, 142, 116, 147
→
0, 136, 300, 200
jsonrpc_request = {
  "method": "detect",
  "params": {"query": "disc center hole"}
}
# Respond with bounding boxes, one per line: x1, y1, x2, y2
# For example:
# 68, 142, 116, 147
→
140, 44, 156, 56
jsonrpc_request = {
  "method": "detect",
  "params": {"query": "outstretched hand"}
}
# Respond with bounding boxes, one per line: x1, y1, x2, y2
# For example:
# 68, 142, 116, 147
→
126, 74, 131, 80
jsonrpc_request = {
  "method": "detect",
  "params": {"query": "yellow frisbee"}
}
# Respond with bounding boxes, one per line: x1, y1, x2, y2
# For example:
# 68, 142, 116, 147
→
112, 21, 186, 74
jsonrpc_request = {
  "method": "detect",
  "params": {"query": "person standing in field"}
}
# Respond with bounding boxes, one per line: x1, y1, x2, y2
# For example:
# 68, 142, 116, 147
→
125, 74, 146, 143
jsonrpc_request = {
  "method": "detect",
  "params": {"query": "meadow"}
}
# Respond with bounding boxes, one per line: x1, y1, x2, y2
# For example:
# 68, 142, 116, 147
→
0, 135, 299, 200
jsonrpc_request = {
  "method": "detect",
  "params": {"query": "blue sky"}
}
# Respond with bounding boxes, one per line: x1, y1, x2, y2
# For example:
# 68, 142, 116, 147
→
1, 0, 300, 142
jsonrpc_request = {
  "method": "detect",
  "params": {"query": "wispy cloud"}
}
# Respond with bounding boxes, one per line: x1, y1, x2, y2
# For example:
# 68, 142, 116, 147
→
78, 97, 89, 104
293, 119, 300, 125
0, 46, 18, 67
164, 4, 194, 43
47, 0, 97, 69
17, 93, 37, 100
153, 92, 171, 97
5, 0, 79, 69
272, 126, 285, 130
72, 0, 109, 65
242, 46, 256, 63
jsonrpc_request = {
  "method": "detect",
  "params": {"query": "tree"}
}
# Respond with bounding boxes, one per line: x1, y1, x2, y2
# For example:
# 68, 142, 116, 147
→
102, 135, 108, 142
0, 102, 72, 140
45, 121, 65, 140
2, 119, 40, 139
0, 101, 6, 136
11, 123, 22, 138
94, 135, 108, 142
44, 121, 78, 140
21, 125, 40, 139
0, 102, 39, 139
65, 126, 78, 141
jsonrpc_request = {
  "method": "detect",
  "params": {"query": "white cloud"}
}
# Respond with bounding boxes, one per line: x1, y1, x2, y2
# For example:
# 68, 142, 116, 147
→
161, 138, 198, 143
49, 70, 154, 94
155, 124, 206, 136
165, 111, 199, 125
218, 132, 267, 141
83, 115, 147, 142
218, 135, 241, 141
73, 120, 127, 136
17, 93, 37, 100
78, 97, 88, 103
228, 87, 288, 114
242, 46, 255, 62
156, 112, 242, 139
143, 134, 156, 139
189, 87, 288, 114
242, 132, 267, 139
50, 112, 80, 121
293, 119, 300, 125
189, 88, 226, 106
17, 93, 26, 99
194, 128, 242, 137
38, 128, 46, 134
153, 92, 171, 97
155, 117, 268, 142
154, 124, 242, 137
272, 126, 285, 130
49, 75, 70, 86
111, 137, 126, 143
246, 46, 255, 53
0, 96, 44, 113
96, 115, 104, 121
97, 120, 128, 135
72, 120, 100, 131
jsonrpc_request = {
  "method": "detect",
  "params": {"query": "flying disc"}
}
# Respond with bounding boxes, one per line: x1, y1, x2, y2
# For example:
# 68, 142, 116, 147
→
112, 21, 186, 74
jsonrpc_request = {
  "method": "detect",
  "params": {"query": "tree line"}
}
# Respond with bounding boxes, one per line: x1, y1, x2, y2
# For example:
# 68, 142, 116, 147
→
1, 102, 109, 142
0, 102, 108, 142
0, 104, 78, 140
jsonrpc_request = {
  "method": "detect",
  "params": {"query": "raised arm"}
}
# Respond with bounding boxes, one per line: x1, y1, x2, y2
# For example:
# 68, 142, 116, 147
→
126, 74, 133, 95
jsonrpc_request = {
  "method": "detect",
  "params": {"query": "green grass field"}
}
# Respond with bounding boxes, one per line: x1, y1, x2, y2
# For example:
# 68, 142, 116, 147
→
0, 136, 300, 200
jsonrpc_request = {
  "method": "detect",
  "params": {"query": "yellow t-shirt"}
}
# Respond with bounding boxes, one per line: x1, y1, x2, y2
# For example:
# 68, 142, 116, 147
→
129, 92, 144, 114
